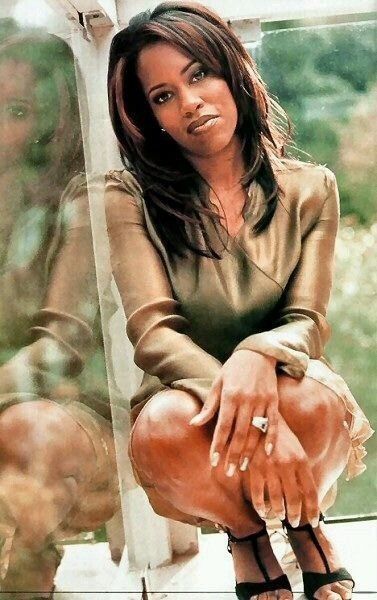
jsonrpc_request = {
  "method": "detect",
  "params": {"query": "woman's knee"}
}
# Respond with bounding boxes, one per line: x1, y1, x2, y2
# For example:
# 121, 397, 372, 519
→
131, 391, 201, 449
130, 390, 207, 482
0, 401, 95, 478
278, 374, 345, 428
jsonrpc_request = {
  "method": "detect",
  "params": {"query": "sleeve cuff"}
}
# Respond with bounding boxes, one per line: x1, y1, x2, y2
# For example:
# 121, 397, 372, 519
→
171, 377, 216, 405
233, 332, 309, 378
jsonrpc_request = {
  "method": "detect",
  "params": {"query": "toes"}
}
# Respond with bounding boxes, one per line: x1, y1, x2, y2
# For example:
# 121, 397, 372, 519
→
318, 592, 342, 600
340, 580, 354, 591
331, 582, 353, 599
315, 584, 353, 600
249, 591, 293, 600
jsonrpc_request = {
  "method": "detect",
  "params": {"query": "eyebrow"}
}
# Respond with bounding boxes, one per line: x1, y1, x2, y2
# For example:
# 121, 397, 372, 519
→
147, 58, 197, 96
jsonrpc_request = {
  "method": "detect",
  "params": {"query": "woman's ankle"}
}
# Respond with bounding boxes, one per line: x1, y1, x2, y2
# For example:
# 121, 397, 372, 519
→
229, 530, 285, 583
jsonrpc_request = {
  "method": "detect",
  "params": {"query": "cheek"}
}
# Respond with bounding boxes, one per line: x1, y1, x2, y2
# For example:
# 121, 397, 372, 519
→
218, 87, 238, 124
1, 119, 34, 146
0, 120, 34, 168
154, 107, 179, 134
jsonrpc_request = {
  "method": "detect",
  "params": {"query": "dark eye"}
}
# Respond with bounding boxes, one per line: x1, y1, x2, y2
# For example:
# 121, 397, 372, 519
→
152, 91, 173, 105
191, 67, 208, 82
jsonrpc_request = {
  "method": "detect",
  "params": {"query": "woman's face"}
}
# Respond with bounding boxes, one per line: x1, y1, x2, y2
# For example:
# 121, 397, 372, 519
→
0, 58, 37, 173
136, 41, 239, 160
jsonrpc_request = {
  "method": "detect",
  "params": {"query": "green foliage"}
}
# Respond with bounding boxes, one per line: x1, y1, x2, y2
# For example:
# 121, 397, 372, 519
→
256, 21, 377, 225
326, 224, 377, 515
257, 23, 376, 514
336, 172, 377, 226
314, 27, 377, 93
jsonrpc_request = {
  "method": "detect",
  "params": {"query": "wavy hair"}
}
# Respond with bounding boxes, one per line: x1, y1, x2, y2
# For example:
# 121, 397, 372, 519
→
108, 1, 292, 257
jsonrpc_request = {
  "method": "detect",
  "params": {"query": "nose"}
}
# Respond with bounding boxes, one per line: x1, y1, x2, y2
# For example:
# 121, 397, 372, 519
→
179, 86, 204, 117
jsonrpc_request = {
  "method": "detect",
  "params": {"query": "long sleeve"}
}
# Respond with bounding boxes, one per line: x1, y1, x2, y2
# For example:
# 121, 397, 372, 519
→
0, 175, 98, 397
233, 168, 340, 378
105, 171, 222, 404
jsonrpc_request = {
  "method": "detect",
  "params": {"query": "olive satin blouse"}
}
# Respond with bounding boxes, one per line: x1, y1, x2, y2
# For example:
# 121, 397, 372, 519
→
105, 160, 341, 417
105, 158, 374, 481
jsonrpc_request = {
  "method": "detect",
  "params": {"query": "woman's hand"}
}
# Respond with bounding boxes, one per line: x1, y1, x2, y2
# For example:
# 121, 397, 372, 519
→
189, 349, 279, 476
249, 415, 320, 527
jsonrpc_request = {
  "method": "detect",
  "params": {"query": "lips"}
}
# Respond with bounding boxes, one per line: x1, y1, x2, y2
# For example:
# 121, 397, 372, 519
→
187, 114, 219, 134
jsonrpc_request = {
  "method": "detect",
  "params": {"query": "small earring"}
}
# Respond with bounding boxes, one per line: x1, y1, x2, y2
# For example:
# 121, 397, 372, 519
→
161, 128, 166, 132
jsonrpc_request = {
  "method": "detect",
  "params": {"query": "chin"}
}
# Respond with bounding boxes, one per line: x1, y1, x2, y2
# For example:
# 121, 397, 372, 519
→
199, 143, 235, 159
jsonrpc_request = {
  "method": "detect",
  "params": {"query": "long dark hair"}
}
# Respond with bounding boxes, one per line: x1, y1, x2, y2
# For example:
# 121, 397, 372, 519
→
108, 1, 292, 258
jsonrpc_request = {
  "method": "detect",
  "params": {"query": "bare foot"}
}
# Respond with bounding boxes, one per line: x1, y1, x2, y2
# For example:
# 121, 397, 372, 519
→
228, 528, 293, 600
286, 521, 354, 600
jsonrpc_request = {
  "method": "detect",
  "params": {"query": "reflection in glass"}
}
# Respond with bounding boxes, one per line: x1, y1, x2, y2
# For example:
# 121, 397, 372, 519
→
0, 23, 119, 593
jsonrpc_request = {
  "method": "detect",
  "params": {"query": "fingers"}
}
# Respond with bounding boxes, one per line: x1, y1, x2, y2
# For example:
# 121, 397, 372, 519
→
209, 396, 236, 468
266, 471, 285, 521
224, 406, 252, 476
296, 464, 320, 527
281, 470, 302, 527
189, 378, 221, 426
264, 403, 278, 457
249, 469, 266, 519
238, 403, 265, 471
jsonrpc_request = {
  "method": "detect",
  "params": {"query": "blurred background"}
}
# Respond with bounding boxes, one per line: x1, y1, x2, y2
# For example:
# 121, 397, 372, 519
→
253, 17, 377, 516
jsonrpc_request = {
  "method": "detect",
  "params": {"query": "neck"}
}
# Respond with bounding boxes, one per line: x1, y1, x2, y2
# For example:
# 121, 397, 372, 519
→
185, 136, 246, 195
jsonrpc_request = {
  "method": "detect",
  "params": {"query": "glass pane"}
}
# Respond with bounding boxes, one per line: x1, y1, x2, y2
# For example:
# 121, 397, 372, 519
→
256, 20, 376, 517
2, 1, 375, 592
0, 0, 122, 591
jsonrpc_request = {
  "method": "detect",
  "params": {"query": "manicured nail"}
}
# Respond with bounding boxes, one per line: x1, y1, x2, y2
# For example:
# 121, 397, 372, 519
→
189, 415, 201, 425
226, 463, 236, 477
257, 508, 266, 519
290, 518, 300, 528
277, 512, 286, 521
265, 443, 273, 456
310, 518, 319, 528
211, 452, 220, 467
240, 457, 249, 471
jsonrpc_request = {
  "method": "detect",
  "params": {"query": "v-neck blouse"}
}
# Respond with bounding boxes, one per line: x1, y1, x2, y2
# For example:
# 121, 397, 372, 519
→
105, 159, 373, 480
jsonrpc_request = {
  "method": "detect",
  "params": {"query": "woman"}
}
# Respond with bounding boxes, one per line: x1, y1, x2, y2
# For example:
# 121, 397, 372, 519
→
106, 3, 373, 600
0, 29, 119, 596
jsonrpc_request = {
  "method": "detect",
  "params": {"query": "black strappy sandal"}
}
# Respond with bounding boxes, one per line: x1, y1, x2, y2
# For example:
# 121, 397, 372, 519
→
226, 525, 292, 600
282, 514, 355, 600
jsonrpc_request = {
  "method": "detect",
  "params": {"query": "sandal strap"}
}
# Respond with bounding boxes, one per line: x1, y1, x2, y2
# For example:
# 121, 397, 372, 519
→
236, 574, 292, 600
281, 516, 355, 599
226, 525, 267, 545
282, 513, 331, 573
303, 568, 355, 600
226, 525, 273, 582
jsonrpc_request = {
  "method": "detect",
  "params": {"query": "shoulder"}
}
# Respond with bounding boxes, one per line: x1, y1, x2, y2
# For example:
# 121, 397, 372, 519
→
60, 172, 87, 196
105, 169, 145, 227
273, 158, 338, 218
105, 168, 143, 201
